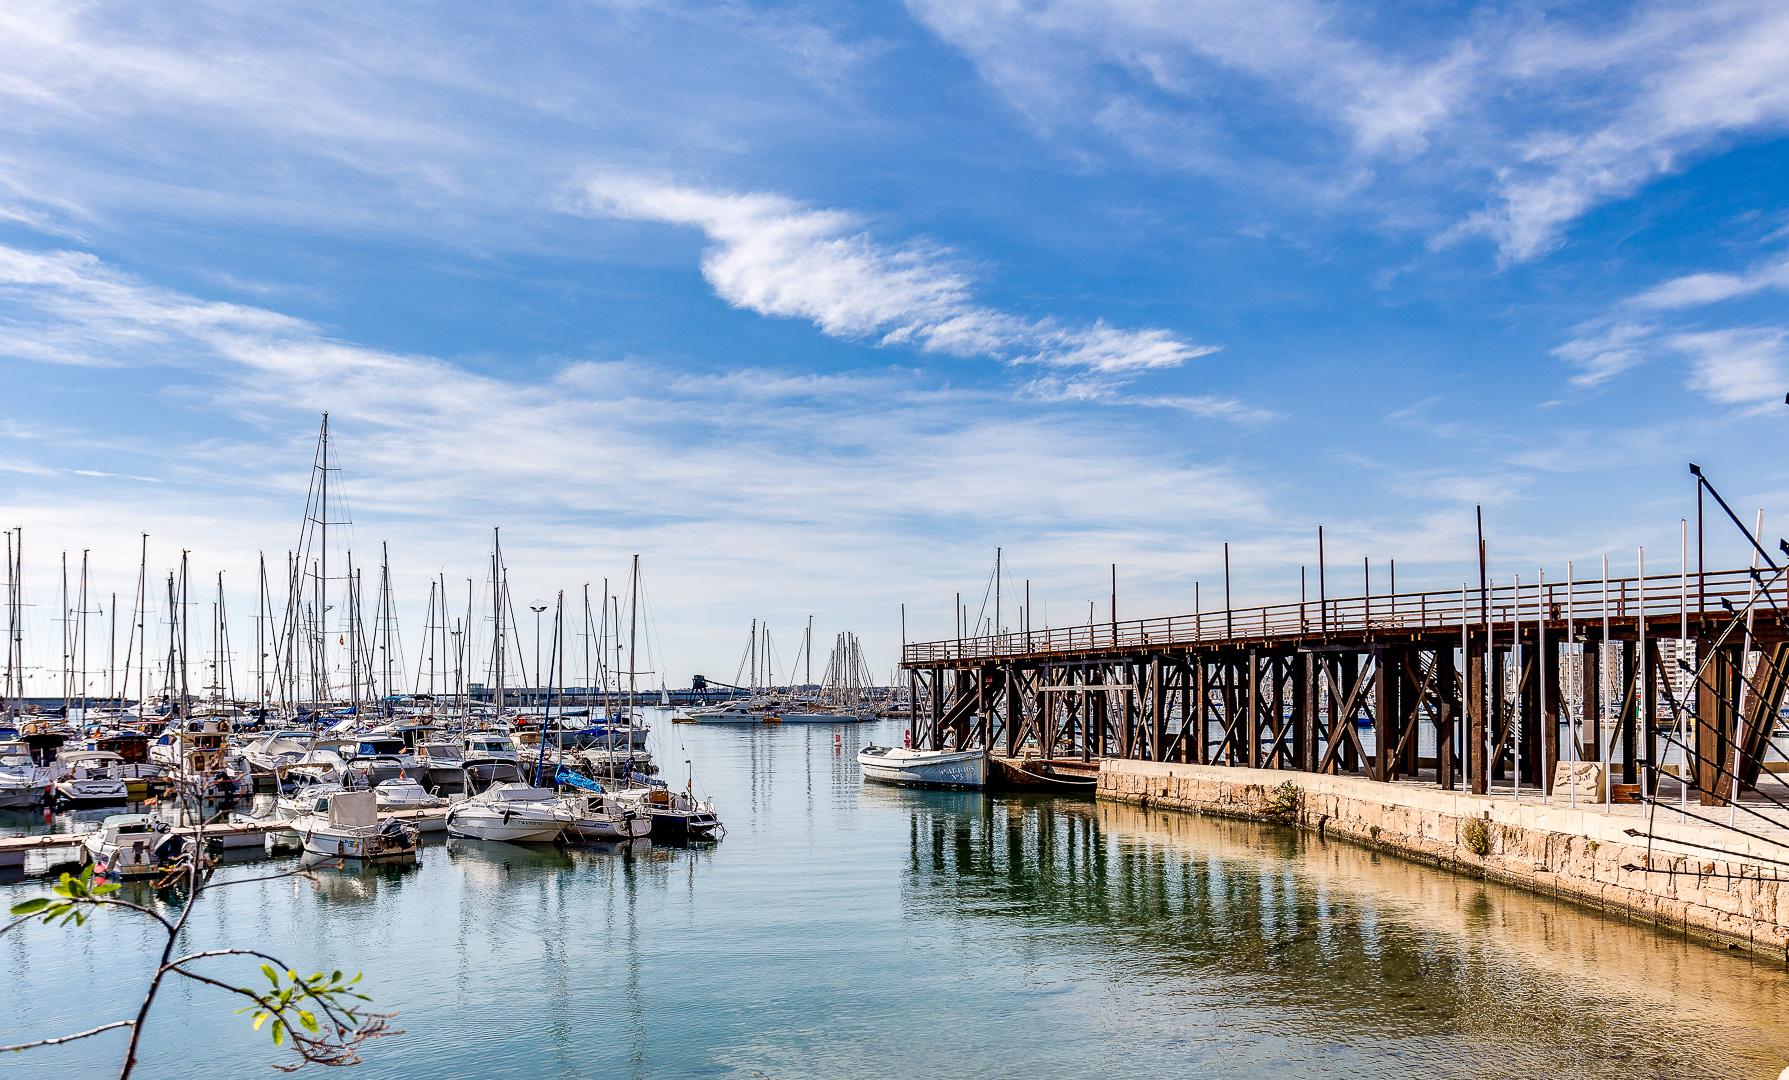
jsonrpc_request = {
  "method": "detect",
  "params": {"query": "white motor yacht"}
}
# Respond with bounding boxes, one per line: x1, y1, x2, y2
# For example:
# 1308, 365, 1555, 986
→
462, 732, 519, 765
0, 740, 51, 809
373, 777, 445, 812
416, 741, 467, 789
51, 751, 130, 807
444, 782, 573, 844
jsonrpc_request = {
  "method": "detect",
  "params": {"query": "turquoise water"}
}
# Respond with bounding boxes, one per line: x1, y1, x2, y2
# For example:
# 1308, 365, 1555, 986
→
6, 712, 1789, 1078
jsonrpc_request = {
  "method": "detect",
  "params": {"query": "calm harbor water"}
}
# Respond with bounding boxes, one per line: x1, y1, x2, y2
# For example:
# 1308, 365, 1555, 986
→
6, 711, 1789, 1078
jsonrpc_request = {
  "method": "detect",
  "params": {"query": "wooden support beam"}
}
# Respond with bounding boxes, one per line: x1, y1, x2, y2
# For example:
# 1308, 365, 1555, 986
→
1581, 638, 1601, 763
1436, 646, 1458, 790
1466, 638, 1487, 794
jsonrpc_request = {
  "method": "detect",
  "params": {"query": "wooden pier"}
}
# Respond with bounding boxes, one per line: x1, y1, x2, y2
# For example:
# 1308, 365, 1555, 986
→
904, 566, 1789, 805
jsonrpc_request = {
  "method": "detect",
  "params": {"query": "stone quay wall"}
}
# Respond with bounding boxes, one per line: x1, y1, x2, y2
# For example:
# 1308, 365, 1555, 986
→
1098, 759, 1789, 959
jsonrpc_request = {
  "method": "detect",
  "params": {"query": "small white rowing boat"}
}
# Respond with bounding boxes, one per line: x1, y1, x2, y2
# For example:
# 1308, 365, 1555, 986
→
856, 746, 987, 789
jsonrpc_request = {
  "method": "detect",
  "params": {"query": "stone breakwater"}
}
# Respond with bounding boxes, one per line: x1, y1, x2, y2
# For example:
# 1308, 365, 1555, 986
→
1098, 759, 1789, 959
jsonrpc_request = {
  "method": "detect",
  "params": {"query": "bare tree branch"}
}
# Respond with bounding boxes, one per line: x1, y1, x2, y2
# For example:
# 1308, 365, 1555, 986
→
0, 1019, 135, 1053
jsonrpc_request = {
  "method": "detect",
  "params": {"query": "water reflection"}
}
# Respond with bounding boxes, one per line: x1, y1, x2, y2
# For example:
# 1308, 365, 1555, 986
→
904, 794, 1789, 1077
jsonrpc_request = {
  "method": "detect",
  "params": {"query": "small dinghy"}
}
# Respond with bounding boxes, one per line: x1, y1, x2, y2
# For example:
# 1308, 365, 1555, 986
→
857, 746, 987, 789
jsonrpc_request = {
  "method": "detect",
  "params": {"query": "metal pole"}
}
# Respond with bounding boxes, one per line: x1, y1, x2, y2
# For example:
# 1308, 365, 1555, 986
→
1732, 510, 1763, 825
1567, 560, 1578, 808
1222, 546, 1231, 640
1638, 546, 1649, 797
1513, 572, 1522, 797
1318, 525, 1328, 635
1610, 554, 1624, 804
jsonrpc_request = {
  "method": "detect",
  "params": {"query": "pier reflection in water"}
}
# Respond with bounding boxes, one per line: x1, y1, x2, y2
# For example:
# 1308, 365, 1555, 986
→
3, 715, 1788, 1078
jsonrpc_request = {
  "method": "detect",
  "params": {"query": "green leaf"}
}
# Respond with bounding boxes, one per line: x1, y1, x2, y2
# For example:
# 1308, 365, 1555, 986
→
252, 1011, 268, 1031
9, 897, 51, 916
297, 1009, 318, 1033
260, 964, 279, 986
93, 883, 121, 897
270, 1019, 285, 1047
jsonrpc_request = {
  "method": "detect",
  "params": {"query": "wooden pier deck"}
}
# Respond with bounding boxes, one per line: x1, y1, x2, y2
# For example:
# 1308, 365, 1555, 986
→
903, 565, 1789, 808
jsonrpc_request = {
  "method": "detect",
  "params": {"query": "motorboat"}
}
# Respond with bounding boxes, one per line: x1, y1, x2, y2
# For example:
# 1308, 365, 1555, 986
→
347, 735, 421, 785
290, 789, 419, 862
778, 707, 869, 723
373, 777, 445, 812
444, 781, 574, 844
277, 781, 347, 821
51, 751, 131, 807
564, 791, 652, 842
82, 813, 192, 880
857, 745, 987, 789
613, 782, 721, 842
579, 747, 652, 777
0, 740, 52, 809
241, 731, 315, 777
679, 702, 766, 725
551, 766, 651, 842
416, 741, 467, 789
91, 732, 168, 799
462, 732, 519, 765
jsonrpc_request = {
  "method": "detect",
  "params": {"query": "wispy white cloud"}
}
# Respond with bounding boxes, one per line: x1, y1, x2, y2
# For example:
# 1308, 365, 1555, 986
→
0, 241, 1272, 690
1553, 320, 1658, 388
1629, 255, 1789, 311
1553, 248, 1789, 402
909, 0, 1789, 264
577, 173, 1221, 377
1465, 2, 1789, 262
1668, 328, 1789, 411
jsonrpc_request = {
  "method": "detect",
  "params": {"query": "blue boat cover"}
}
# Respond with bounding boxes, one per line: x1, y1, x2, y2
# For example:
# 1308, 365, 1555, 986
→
555, 767, 605, 793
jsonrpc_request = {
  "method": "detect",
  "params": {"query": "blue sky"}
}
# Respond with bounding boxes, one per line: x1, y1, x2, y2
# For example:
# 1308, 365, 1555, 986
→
3, 1, 1789, 695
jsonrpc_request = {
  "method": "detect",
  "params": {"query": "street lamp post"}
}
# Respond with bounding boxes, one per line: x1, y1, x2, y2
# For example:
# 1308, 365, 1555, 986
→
530, 603, 548, 714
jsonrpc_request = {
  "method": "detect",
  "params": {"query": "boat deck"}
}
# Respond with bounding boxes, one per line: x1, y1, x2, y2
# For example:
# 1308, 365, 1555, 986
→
0, 805, 451, 873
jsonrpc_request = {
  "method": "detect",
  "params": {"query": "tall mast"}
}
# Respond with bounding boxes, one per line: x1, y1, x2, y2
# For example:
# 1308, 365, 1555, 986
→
256, 553, 266, 709
627, 555, 639, 708
582, 584, 593, 708
77, 550, 90, 717
492, 527, 505, 723
60, 551, 68, 713
319, 412, 329, 706
806, 615, 813, 689
179, 551, 190, 716
106, 589, 117, 706
134, 537, 147, 721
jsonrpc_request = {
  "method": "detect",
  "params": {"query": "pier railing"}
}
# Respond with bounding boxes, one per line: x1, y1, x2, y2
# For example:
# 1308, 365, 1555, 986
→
902, 566, 1781, 665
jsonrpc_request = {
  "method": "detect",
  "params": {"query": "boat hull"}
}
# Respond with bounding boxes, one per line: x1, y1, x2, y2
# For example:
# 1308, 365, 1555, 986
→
444, 807, 566, 844
299, 828, 417, 862
858, 748, 987, 790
